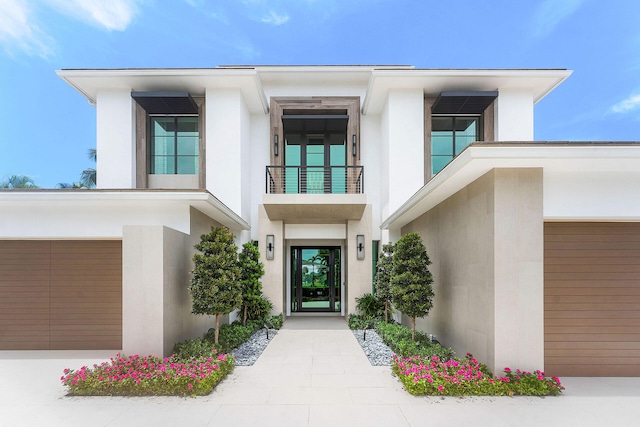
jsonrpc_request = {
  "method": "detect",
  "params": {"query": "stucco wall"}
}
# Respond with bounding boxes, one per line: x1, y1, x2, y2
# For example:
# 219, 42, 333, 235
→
206, 88, 247, 214
122, 209, 224, 357
493, 90, 534, 141
96, 90, 135, 189
402, 171, 497, 367
385, 89, 425, 215
402, 168, 543, 373
544, 170, 640, 220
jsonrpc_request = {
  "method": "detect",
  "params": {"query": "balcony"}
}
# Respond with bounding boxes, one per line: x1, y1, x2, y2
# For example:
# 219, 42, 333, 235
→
266, 166, 364, 194
263, 165, 366, 222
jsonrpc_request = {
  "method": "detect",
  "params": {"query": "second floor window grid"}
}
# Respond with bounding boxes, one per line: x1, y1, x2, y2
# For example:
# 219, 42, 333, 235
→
431, 116, 481, 175
150, 116, 199, 174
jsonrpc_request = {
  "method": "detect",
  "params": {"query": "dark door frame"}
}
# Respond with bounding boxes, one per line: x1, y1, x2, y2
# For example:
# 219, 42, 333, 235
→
291, 246, 341, 313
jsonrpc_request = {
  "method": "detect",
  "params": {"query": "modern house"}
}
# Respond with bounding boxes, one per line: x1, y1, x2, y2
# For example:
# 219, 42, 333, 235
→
1, 65, 639, 377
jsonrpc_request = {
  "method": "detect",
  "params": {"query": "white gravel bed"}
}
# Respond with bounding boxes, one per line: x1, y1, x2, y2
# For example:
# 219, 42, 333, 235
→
231, 328, 278, 366
352, 329, 395, 366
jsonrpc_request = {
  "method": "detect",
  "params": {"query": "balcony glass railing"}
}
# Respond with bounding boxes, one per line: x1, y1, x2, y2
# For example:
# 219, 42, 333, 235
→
266, 166, 363, 194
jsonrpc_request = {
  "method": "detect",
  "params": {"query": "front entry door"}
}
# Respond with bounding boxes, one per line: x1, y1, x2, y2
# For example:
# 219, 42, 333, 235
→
291, 247, 341, 312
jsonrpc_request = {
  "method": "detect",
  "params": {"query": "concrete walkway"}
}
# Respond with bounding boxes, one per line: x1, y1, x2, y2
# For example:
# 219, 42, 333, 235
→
1, 317, 640, 426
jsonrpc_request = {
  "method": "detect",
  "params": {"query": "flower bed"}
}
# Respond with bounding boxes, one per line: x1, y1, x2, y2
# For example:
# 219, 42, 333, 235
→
392, 354, 564, 396
61, 351, 234, 397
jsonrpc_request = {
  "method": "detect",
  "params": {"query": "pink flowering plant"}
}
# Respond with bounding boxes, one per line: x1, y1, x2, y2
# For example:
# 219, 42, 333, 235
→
61, 350, 234, 397
392, 353, 564, 396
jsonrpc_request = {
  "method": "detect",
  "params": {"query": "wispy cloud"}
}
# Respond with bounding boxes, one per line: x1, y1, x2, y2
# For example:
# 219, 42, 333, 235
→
261, 10, 289, 26
0, 0, 56, 59
611, 94, 640, 114
531, 0, 585, 39
44, 0, 142, 31
1, 0, 142, 60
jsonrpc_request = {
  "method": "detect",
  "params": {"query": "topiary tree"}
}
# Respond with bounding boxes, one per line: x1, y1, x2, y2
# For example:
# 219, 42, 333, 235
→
390, 233, 434, 340
374, 242, 395, 324
238, 240, 265, 326
189, 226, 242, 344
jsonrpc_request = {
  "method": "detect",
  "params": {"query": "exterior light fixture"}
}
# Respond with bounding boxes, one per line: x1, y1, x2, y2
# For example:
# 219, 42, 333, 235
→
356, 234, 365, 260
266, 234, 275, 260
352, 134, 357, 156
274, 134, 279, 156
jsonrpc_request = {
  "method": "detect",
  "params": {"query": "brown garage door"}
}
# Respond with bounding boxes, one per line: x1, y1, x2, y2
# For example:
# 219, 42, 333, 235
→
0, 240, 122, 350
545, 223, 640, 376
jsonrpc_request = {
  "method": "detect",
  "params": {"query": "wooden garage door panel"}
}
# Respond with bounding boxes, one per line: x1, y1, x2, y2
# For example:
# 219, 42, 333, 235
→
546, 318, 640, 327
544, 223, 640, 377
0, 241, 50, 349
0, 240, 122, 351
50, 240, 122, 350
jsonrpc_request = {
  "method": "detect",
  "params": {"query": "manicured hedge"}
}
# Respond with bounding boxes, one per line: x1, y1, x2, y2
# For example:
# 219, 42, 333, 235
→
393, 353, 564, 396
61, 352, 234, 397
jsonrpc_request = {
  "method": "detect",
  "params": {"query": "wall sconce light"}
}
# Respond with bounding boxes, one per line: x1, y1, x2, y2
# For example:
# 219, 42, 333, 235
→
266, 234, 274, 260
356, 234, 365, 260
352, 134, 357, 157
274, 134, 279, 156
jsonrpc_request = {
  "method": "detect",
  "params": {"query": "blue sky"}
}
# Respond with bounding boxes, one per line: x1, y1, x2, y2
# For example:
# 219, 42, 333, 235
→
1, 0, 639, 188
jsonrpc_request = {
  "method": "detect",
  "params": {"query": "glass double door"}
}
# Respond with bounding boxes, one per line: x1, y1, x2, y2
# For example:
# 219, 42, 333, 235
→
291, 247, 341, 312
284, 134, 346, 194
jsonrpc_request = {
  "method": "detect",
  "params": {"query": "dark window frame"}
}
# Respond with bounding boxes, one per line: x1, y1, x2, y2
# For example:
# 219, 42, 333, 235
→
431, 114, 483, 175
149, 115, 199, 175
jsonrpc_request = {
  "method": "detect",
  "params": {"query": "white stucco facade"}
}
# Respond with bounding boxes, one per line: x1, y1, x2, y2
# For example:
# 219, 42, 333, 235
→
8, 65, 640, 376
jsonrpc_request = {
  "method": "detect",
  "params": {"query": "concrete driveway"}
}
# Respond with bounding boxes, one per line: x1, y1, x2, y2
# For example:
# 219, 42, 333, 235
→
1, 318, 639, 426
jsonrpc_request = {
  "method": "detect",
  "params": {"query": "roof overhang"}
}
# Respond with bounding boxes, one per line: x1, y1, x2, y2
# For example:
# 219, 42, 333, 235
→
381, 143, 640, 230
362, 69, 572, 114
56, 68, 269, 114
0, 189, 250, 232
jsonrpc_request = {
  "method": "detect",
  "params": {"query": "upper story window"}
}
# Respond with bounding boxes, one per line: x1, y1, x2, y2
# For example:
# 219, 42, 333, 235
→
431, 116, 481, 175
429, 91, 497, 176
150, 116, 199, 174
283, 115, 347, 194
267, 97, 363, 194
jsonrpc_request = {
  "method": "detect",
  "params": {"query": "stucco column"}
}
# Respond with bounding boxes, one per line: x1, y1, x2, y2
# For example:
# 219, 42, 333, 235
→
347, 205, 373, 315
493, 168, 544, 372
258, 205, 285, 316
122, 225, 165, 356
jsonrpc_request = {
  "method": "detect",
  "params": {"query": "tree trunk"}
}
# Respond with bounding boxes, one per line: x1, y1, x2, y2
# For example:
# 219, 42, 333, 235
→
384, 300, 389, 324
243, 305, 247, 327
412, 317, 416, 341
214, 313, 220, 344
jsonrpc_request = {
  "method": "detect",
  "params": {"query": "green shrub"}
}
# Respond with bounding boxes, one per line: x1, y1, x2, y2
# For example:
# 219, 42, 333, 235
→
172, 338, 220, 360
376, 322, 454, 360
348, 314, 377, 330
205, 323, 253, 353
265, 313, 283, 330
246, 295, 274, 323
390, 233, 434, 340
355, 293, 385, 319
189, 227, 242, 344
238, 240, 266, 326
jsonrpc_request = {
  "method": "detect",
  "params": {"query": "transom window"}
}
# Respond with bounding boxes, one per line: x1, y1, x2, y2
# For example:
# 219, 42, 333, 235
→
150, 116, 198, 174
431, 116, 481, 175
